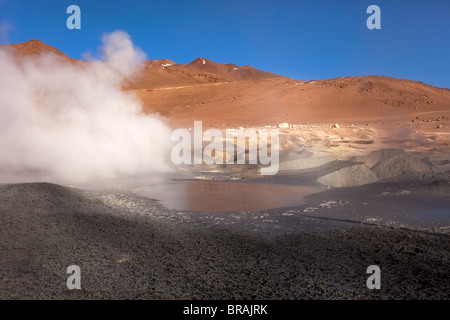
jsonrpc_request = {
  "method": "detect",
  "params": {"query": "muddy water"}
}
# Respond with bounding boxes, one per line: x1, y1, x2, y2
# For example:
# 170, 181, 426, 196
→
133, 180, 322, 212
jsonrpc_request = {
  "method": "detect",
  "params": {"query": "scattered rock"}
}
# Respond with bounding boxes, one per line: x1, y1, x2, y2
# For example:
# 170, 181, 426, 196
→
111, 253, 131, 263
353, 149, 436, 180
316, 163, 378, 187
277, 122, 289, 129
332, 123, 339, 128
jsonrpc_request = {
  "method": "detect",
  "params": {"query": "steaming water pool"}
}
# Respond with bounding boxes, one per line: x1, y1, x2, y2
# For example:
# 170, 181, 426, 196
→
133, 180, 322, 213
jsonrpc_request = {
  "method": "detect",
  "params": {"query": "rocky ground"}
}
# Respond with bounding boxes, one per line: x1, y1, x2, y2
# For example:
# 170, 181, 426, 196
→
0, 179, 448, 300
1, 37, 449, 301
0, 120, 449, 300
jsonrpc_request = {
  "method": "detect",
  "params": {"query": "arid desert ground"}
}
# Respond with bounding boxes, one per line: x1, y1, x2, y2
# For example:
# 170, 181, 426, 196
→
0, 40, 448, 299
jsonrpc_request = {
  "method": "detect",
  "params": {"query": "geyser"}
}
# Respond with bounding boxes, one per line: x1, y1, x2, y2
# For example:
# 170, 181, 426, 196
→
0, 31, 172, 184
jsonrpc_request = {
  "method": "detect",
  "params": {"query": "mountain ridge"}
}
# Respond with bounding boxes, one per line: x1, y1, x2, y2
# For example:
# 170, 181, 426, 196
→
2, 39, 449, 127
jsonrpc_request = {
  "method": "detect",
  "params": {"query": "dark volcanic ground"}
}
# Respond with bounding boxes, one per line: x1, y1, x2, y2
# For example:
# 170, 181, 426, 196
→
0, 181, 448, 300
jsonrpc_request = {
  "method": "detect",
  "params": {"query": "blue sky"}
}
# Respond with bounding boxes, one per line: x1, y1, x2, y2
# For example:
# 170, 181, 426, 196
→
1, 0, 449, 88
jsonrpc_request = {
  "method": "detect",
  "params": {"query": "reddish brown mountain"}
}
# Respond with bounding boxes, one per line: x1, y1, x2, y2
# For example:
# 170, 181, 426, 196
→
2, 40, 450, 128
1, 39, 74, 60
134, 75, 450, 127
186, 57, 284, 81
124, 59, 226, 90
126, 57, 284, 90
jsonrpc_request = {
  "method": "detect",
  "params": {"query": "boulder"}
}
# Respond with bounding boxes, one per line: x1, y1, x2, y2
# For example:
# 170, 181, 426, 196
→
352, 149, 435, 180
277, 122, 290, 129
316, 163, 378, 187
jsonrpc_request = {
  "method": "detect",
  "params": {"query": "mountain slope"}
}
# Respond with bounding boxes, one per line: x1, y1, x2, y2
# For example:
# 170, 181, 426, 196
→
186, 57, 285, 81
135, 75, 450, 127
1, 39, 74, 61
125, 57, 285, 90
2, 39, 449, 127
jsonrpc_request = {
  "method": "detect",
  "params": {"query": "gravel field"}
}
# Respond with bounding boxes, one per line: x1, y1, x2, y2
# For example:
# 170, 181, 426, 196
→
0, 182, 448, 300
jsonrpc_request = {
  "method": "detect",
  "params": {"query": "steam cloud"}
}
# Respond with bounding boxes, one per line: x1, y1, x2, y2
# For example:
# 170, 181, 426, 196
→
0, 31, 172, 183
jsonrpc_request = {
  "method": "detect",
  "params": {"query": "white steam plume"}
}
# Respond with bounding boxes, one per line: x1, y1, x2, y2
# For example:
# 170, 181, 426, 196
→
0, 31, 172, 183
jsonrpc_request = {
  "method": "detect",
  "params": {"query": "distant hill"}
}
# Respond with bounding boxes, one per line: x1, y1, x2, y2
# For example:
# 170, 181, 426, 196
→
2, 39, 449, 127
186, 57, 284, 81
135, 75, 450, 127
126, 57, 285, 90
1, 39, 74, 61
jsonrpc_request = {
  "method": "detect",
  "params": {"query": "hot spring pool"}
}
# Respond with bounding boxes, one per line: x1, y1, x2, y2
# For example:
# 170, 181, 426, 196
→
133, 180, 322, 213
